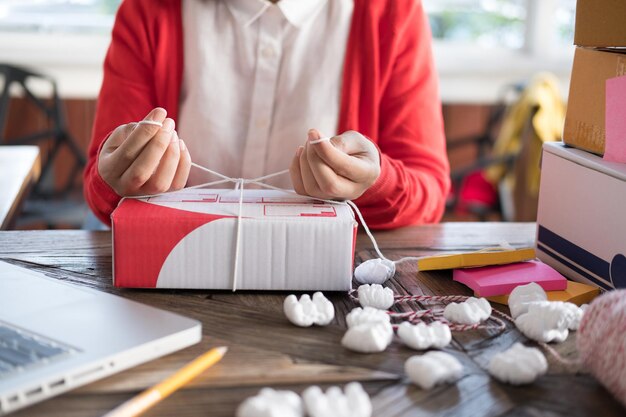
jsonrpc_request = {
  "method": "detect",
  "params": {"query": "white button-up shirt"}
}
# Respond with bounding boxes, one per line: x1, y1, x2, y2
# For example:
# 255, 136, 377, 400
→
178, 0, 354, 188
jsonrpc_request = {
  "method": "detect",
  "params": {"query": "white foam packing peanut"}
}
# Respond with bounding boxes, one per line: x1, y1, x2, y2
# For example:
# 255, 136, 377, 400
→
236, 388, 303, 417
488, 342, 548, 385
302, 382, 372, 417
284, 292, 335, 327
508, 282, 548, 319
443, 297, 492, 325
354, 259, 396, 285
357, 284, 395, 310
342, 307, 393, 353
508, 283, 586, 334
404, 351, 464, 390
345, 306, 390, 327
563, 302, 586, 331
514, 301, 576, 343
397, 321, 452, 350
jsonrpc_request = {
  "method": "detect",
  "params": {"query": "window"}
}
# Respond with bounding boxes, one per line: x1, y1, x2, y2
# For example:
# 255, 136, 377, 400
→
0, 0, 121, 34
0, 0, 575, 45
554, 0, 576, 47
0, 0, 577, 101
425, 0, 576, 52
425, 0, 527, 49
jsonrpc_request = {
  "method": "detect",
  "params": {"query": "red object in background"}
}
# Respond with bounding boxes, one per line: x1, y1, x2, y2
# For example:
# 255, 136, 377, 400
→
455, 170, 499, 215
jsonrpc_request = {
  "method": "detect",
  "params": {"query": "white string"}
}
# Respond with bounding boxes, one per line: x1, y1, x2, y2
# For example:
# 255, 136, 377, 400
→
185, 178, 235, 190
231, 178, 245, 292
308, 136, 332, 145
128, 159, 522, 288
345, 200, 389, 262
124, 120, 414, 285
191, 162, 233, 181
130, 158, 426, 287
244, 3, 270, 27
250, 169, 290, 183
137, 120, 163, 127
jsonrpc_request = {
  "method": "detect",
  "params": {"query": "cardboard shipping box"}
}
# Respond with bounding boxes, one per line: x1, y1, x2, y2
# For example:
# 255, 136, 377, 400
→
112, 189, 357, 291
563, 47, 626, 155
536, 142, 626, 291
574, 0, 626, 47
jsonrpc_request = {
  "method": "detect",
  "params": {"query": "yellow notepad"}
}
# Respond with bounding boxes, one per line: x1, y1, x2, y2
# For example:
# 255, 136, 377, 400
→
417, 247, 536, 271
485, 280, 600, 306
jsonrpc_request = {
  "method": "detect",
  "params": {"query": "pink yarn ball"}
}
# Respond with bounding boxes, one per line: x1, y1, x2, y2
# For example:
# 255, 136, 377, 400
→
577, 289, 626, 407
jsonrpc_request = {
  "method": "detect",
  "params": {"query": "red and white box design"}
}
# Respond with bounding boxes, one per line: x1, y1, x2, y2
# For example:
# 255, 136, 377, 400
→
112, 189, 357, 291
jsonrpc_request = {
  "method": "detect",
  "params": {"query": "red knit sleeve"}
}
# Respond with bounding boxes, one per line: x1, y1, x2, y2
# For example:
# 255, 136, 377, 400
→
353, 0, 450, 229
83, 0, 161, 225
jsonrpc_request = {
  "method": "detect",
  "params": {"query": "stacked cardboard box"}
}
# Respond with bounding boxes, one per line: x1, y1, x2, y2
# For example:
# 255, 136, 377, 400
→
563, 0, 626, 155
536, 0, 626, 291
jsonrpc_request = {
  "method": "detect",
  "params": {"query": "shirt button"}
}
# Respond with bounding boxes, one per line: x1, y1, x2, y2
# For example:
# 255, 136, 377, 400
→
262, 45, 276, 59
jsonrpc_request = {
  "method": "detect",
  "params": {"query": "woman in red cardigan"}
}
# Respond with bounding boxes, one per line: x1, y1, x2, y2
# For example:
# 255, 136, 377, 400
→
84, 0, 450, 229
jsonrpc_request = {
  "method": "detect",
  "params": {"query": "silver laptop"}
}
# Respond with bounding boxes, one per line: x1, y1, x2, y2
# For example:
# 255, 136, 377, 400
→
0, 261, 201, 415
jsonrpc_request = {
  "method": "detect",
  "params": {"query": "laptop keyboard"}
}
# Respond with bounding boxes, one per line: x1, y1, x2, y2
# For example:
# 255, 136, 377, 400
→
0, 323, 72, 377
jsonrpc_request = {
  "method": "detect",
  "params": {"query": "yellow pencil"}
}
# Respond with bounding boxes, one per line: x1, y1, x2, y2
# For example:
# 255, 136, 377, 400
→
103, 346, 228, 417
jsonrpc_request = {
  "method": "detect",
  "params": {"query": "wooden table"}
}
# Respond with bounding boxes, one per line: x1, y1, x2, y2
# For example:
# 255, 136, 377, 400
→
0, 146, 40, 230
0, 223, 622, 417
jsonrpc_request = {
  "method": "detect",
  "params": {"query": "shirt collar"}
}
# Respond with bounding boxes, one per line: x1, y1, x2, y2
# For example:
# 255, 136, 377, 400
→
225, 0, 327, 28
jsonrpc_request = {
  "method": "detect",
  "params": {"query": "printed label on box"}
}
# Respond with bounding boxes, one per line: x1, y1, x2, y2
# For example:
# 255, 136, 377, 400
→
218, 195, 319, 204
148, 191, 218, 203
263, 205, 337, 217
218, 195, 264, 203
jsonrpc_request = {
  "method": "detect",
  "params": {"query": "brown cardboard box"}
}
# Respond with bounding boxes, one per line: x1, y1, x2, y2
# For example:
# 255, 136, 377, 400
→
563, 47, 626, 155
575, 0, 626, 47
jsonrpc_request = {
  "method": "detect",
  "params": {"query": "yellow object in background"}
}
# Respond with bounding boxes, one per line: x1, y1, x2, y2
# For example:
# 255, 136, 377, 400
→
484, 73, 566, 221
485, 73, 566, 198
417, 248, 536, 271
485, 280, 600, 306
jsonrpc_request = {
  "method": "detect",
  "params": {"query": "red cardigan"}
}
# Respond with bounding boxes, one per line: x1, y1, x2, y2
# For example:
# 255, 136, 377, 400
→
84, 0, 450, 229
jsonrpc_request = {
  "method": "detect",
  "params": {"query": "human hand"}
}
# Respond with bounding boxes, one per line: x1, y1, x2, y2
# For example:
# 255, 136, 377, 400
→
289, 129, 380, 201
97, 108, 191, 196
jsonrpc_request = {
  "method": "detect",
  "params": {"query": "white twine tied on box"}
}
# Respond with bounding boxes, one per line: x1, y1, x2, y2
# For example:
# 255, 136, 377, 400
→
132, 120, 516, 290
132, 120, 401, 291
187, 160, 400, 291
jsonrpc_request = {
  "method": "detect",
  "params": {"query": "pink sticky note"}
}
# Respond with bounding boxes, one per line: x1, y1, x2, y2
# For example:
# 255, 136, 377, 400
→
604, 75, 626, 164
453, 260, 567, 297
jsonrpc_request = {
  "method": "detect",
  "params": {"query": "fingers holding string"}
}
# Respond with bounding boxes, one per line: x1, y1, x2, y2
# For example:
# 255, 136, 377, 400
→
140, 130, 182, 195
119, 117, 177, 193
289, 146, 308, 196
111, 108, 168, 173
298, 140, 328, 199
304, 130, 353, 198
170, 139, 192, 191
308, 129, 377, 182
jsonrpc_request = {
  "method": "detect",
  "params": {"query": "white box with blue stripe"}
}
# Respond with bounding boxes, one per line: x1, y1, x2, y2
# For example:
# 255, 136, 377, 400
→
536, 142, 626, 290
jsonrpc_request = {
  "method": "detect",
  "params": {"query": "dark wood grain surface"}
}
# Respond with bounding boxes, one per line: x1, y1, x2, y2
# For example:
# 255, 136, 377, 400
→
0, 224, 622, 417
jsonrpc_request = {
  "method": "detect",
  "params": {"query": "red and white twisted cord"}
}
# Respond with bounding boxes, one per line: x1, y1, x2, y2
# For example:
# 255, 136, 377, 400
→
351, 291, 508, 333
